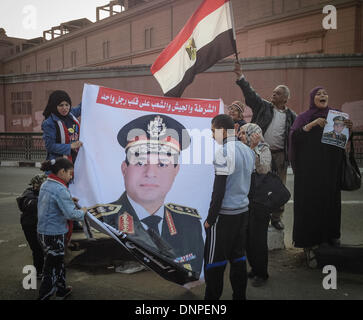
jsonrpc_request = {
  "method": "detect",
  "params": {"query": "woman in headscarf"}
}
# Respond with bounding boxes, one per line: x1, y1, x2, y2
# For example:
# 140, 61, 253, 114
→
238, 123, 271, 174
42, 90, 83, 236
289, 87, 353, 268
238, 123, 272, 287
42, 90, 82, 163
228, 101, 246, 131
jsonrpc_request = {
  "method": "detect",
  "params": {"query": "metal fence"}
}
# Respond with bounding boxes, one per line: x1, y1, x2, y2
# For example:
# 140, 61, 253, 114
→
0, 132, 46, 161
352, 131, 363, 167
0, 131, 363, 164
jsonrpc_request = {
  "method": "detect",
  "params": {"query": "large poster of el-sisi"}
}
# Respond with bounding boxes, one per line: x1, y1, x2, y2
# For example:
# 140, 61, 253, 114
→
70, 83, 224, 284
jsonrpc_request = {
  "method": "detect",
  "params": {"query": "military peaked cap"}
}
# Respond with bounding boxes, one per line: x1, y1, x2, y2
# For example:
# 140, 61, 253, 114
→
117, 114, 191, 155
333, 115, 346, 124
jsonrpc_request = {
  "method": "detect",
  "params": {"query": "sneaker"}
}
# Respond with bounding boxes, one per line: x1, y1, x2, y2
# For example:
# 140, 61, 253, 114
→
38, 288, 56, 300
55, 286, 72, 300
247, 270, 255, 279
271, 220, 285, 230
251, 276, 268, 287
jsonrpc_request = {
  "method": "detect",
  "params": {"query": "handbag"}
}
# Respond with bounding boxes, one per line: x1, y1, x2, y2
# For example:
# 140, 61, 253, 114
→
248, 171, 291, 211
341, 134, 361, 191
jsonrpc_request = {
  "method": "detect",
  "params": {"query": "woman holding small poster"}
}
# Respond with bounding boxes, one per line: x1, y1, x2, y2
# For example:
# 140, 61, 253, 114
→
288, 87, 353, 268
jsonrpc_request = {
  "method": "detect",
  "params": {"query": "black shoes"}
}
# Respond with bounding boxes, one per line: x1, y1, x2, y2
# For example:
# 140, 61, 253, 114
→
304, 247, 318, 269
328, 238, 341, 247
55, 286, 73, 300
251, 276, 268, 287
248, 270, 268, 287
271, 220, 285, 230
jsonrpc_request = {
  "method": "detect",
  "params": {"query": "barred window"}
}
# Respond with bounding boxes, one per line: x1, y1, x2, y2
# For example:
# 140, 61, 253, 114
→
10, 91, 32, 115
16, 102, 22, 115
27, 102, 32, 115
24, 91, 32, 100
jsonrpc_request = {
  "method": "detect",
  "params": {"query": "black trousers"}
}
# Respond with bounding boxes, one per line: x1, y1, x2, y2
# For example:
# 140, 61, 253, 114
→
21, 224, 44, 274
204, 213, 248, 300
246, 203, 270, 279
271, 151, 287, 221
38, 233, 67, 300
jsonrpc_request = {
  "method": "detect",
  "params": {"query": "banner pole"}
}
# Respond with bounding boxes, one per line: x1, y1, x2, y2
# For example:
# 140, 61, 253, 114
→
229, 0, 239, 62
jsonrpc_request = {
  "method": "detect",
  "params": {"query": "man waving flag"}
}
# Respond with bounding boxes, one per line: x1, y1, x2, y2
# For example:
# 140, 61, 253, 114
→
151, 0, 237, 97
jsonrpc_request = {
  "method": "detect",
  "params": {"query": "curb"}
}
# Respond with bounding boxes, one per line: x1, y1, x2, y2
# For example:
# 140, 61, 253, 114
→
288, 167, 363, 174
0, 161, 41, 168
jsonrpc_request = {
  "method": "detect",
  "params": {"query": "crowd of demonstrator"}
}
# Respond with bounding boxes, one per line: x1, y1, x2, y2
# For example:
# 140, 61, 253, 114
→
202, 62, 353, 300
16, 62, 353, 300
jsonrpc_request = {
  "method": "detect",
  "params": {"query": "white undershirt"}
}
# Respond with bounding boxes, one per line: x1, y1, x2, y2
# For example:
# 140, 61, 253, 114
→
263, 108, 286, 151
127, 195, 164, 234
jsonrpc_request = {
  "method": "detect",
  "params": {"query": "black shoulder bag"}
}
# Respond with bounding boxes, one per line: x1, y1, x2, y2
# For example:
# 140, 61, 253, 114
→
249, 171, 291, 211
341, 133, 361, 191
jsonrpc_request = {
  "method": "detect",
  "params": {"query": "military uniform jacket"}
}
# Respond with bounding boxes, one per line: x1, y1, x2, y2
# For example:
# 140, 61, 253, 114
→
88, 192, 204, 274
322, 131, 347, 147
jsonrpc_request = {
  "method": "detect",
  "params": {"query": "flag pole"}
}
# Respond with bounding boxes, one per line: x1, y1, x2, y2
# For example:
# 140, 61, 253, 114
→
229, 0, 239, 62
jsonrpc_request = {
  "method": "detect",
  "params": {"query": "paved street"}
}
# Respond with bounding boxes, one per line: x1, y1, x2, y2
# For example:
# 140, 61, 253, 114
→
0, 166, 362, 300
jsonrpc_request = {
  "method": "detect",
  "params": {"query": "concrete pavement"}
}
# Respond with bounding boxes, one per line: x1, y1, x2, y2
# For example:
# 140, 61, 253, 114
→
0, 166, 362, 300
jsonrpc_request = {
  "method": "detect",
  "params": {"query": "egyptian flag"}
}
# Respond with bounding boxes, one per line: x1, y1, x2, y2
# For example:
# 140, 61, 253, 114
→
151, 0, 237, 97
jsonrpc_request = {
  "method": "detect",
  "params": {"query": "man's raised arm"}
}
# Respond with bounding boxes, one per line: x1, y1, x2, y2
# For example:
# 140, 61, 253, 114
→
233, 61, 267, 114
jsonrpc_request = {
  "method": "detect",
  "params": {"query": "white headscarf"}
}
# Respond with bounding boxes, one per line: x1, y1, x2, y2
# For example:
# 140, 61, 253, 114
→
240, 123, 271, 174
240, 123, 270, 154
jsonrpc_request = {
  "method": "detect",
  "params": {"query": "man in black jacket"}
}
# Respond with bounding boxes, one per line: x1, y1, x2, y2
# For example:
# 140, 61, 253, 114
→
233, 62, 296, 230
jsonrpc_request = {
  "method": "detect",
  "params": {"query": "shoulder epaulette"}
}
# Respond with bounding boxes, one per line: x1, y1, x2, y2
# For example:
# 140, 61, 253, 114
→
87, 204, 122, 219
165, 203, 201, 219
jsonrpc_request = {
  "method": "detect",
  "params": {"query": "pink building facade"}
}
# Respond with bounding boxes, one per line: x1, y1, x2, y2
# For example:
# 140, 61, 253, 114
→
0, 0, 362, 132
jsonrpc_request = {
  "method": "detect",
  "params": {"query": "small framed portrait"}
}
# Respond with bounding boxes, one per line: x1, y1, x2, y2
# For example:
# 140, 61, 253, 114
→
321, 110, 349, 149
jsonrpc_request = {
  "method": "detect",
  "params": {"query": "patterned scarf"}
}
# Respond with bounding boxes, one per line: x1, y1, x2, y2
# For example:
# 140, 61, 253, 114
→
240, 123, 270, 154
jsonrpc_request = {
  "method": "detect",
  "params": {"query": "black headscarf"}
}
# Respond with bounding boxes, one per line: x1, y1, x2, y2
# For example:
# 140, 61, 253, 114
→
43, 90, 72, 119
